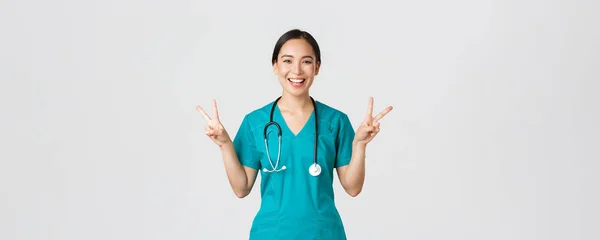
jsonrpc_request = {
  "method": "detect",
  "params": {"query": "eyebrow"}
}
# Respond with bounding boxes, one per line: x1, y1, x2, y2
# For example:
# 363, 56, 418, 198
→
281, 54, 314, 59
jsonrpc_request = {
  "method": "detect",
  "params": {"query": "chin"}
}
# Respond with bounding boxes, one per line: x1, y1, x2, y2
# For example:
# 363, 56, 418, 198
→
282, 87, 307, 96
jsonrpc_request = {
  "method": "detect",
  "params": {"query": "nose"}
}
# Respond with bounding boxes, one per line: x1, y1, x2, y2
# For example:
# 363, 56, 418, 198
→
291, 62, 303, 75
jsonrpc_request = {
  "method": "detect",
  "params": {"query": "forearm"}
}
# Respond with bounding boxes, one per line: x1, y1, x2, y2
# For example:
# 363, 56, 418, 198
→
220, 142, 250, 197
343, 141, 367, 196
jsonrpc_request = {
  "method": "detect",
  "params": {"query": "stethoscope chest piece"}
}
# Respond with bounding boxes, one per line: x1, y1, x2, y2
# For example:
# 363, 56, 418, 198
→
309, 163, 321, 177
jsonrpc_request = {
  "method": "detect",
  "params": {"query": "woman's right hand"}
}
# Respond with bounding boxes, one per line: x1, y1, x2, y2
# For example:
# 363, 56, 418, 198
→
196, 100, 232, 148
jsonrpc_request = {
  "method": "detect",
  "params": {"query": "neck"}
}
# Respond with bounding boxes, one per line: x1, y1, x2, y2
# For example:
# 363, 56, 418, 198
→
278, 92, 313, 112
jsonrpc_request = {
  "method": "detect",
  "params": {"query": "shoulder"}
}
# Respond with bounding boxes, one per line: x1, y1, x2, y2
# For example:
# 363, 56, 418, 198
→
239, 100, 275, 129
316, 101, 349, 120
315, 101, 353, 133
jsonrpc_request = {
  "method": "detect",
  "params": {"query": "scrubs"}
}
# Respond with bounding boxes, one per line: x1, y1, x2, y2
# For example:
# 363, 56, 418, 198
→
233, 100, 356, 240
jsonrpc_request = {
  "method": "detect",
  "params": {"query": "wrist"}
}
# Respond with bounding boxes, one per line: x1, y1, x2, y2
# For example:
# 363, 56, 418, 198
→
219, 141, 234, 150
352, 140, 367, 150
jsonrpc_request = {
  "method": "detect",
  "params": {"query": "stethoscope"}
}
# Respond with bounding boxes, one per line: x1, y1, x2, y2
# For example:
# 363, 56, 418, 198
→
262, 96, 321, 177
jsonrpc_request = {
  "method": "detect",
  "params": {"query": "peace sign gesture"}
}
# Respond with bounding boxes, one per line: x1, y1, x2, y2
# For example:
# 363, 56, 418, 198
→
354, 97, 393, 146
196, 100, 232, 148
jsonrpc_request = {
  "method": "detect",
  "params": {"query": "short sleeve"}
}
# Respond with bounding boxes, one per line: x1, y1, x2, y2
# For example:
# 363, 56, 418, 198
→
233, 115, 261, 170
335, 113, 355, 168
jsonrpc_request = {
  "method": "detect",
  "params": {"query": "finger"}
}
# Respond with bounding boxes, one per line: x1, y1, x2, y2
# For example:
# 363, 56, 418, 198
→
372, 126, 381, 137
196, 105, 211, 122
212, 99, 219, 120
359, 120, 370, 127
367, 132, 377, 141
362, 125, 377, 133
366, 96, 374, 118
205, 129, 215, 136
374, 106, 393, 122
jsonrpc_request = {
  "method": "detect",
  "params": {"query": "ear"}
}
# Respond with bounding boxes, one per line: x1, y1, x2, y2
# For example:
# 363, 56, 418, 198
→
314, 61, 321, 75
272, 61, 278, 75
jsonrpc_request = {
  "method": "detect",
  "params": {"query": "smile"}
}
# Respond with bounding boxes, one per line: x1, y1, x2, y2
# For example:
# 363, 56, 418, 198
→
287, 78, 306, 88
288, 78, 305, 83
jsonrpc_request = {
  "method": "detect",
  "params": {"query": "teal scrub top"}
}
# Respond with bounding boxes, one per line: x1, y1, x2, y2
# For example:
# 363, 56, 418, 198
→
233, 100, 356, 240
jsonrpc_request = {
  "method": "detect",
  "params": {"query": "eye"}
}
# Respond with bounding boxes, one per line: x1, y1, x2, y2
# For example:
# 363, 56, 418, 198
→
283, 59, 292, 63
303, 60, 313, 64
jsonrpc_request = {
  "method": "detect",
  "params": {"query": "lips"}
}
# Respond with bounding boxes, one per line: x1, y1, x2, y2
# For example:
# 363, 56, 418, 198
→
287, 78, 306, 88
288, 78, 305, 83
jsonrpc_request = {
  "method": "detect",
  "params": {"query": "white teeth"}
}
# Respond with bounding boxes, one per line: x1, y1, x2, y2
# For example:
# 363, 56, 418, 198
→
289, 78, 305, 83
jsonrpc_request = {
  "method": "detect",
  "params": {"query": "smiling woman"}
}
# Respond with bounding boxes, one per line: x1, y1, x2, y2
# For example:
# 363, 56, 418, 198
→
196, 29, 393, 240
271, 30, 322, 97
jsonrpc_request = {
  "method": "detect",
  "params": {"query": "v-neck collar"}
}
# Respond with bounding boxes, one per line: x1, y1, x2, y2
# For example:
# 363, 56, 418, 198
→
273, 103, 316, 138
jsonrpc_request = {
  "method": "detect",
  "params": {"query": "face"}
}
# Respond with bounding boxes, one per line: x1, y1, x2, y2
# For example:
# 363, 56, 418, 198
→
273, 38, 320, 97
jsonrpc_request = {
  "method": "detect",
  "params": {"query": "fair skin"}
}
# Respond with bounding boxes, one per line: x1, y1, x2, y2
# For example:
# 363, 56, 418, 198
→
196, 38, 392, 198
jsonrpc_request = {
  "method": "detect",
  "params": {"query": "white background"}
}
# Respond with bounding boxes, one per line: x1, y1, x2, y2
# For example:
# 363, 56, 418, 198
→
1, 0, 599, 239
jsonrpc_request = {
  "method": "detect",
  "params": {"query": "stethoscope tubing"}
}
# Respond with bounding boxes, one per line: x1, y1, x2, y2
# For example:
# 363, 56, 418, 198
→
262, 96, 320, 176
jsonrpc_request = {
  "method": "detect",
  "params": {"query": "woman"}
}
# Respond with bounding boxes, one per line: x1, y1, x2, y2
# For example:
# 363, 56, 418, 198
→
196, 29, 392, 239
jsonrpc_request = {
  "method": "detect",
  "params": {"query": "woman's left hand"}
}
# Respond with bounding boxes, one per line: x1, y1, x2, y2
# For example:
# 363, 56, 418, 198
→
354, 97, 393, 146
